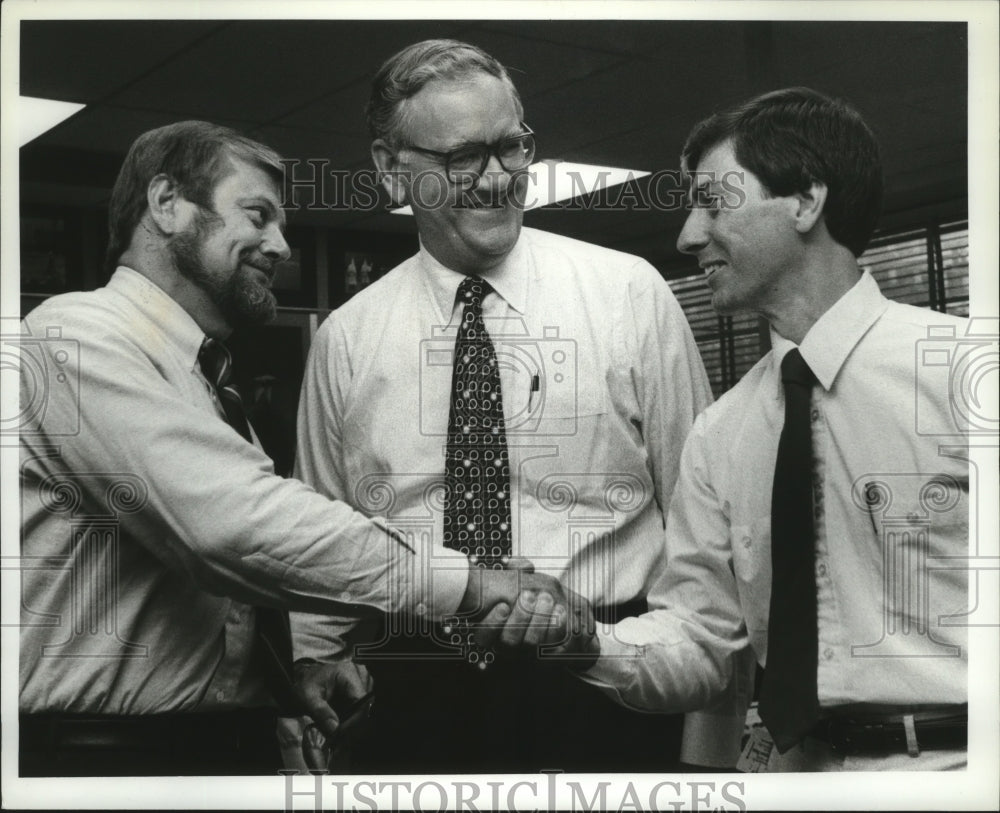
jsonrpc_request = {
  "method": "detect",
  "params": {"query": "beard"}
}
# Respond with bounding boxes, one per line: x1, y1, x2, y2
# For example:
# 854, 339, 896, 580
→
169, 210, 277, 328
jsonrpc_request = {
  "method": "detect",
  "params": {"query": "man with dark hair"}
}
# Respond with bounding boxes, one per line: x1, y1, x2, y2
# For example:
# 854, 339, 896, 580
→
291, 39, 713, 773
18, 120, 564, 776
578, 87, 969, 771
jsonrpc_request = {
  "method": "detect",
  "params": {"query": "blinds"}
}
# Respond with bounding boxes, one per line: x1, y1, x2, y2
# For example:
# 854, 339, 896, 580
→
667, 275, 762, 396
861, 221, 969, 316
667, 220, 970, 397
940, 223, 970, 317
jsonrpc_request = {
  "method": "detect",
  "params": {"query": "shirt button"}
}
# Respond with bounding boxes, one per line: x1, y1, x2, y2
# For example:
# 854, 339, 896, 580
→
811, 408, 820, 422
215, 689, 226, 702
742, 536, 752, 548
823, 648, 834, 661
817, 563, 827, 577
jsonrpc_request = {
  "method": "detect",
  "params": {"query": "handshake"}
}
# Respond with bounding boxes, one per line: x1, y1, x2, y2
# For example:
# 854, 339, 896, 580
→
454, 556, 599, 659
295, 558, 600, 769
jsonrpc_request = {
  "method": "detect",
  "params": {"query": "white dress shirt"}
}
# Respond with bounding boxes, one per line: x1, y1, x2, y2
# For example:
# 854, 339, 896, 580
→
19, 268, 461, 714
586, 272, 968, 760
290, 227, 713, 659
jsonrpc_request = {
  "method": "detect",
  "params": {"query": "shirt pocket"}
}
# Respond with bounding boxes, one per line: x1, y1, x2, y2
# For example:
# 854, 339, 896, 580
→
512, 359, 608, 440
730, 516, 771, 637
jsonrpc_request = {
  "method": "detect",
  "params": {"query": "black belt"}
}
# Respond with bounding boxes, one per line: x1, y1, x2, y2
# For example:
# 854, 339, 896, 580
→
809, 704, 967, 756
21, 708, 277, 753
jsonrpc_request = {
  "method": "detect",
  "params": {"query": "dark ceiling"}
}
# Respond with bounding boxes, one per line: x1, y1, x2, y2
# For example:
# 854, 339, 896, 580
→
19, 19, 968, 278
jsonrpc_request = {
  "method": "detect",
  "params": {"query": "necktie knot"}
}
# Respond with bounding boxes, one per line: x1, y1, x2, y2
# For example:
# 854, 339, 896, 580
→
198, 337, 233, 389
780, 348, 816, 389
457, 276, 494, 311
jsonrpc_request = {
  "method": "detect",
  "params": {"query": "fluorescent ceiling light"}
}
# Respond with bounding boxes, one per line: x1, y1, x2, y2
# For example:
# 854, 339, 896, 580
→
20, 96, 85, 147
391, 160, 650, 215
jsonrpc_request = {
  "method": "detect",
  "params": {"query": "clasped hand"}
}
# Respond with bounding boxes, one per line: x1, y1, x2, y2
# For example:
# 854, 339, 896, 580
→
295, 558, 598, 770
456, 557, 599, 663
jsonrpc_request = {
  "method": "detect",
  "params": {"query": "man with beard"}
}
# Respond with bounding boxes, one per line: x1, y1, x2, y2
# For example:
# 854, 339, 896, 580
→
18, 120, 572, 776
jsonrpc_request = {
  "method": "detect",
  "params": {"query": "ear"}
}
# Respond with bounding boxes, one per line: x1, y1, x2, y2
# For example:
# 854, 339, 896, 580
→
146, 173, 192, 236
371, 139, 409, 206
793, 181, 828, 235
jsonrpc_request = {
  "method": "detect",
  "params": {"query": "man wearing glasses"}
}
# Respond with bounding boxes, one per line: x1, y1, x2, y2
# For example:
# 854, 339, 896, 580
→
291, 39, 713, 773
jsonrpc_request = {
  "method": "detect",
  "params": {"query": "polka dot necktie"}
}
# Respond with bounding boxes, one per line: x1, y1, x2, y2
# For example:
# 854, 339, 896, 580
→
442, 277, 513, 670
197, 337, 301, 713
443, 276, 513, 568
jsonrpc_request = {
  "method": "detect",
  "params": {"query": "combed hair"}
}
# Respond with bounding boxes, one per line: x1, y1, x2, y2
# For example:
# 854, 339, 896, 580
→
366, 39, 523, 145
681, 87, 883, 256
105, 120, 284, 273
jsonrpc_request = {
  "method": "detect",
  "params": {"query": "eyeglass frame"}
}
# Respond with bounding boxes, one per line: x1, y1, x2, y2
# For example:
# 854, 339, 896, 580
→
399, 124, 536, 186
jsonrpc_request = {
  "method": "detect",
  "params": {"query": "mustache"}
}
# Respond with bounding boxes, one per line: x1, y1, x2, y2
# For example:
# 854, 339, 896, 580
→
241, 253, 277, 275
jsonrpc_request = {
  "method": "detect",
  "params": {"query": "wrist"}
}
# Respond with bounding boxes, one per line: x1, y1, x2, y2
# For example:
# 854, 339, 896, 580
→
456, 568, 483, 615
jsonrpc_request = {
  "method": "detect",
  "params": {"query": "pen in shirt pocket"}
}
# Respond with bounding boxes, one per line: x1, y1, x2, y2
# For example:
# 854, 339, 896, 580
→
527, 374, 540, 413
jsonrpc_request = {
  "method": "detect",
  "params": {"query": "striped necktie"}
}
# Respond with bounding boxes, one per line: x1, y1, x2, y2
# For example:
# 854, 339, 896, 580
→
198, 337, 300, 713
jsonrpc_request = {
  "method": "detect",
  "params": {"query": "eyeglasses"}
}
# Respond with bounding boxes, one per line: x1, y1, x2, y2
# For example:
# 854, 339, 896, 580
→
403, 125, 536, 187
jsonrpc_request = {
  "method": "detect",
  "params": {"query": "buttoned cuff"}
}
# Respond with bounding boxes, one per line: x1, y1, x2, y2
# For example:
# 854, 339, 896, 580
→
289, 612, 353, 662
680, 709, 746, 767
422, 545, 473, 619
579, 623, 644, 697
373, 515, 471, 621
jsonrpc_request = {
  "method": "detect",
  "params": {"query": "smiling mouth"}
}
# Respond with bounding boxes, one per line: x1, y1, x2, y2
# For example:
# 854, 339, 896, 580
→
244, 263, 274, 285
455, 195, 510, 211
700, 261, 726, 282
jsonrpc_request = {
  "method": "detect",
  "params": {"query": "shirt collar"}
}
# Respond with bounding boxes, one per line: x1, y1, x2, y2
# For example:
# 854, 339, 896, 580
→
418, 234, 529, 325
107, 266, 207, 369
770, 270, 889, 392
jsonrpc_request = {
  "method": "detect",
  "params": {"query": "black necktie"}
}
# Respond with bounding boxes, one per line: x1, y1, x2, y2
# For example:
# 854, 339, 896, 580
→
198, 338, 300, 713
758, 348, 820, 752
442, 277, 513, 670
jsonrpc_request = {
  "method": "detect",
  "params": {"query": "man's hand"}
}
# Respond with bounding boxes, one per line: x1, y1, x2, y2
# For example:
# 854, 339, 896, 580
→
479, 584, 599, 667
294, 658, 374, 770
457, 558, 600, 667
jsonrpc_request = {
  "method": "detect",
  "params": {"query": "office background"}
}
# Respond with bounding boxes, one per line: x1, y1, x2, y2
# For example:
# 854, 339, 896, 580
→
18, 19, 969, 469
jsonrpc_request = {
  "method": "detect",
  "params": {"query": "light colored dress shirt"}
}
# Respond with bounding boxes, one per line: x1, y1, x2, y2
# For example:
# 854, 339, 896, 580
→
19, 267, 461, 715
291, 227, 713, 660
586, 272, 969, 760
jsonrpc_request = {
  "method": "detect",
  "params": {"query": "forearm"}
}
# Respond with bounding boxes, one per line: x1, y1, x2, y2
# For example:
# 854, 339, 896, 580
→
581, 612, 742, 713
